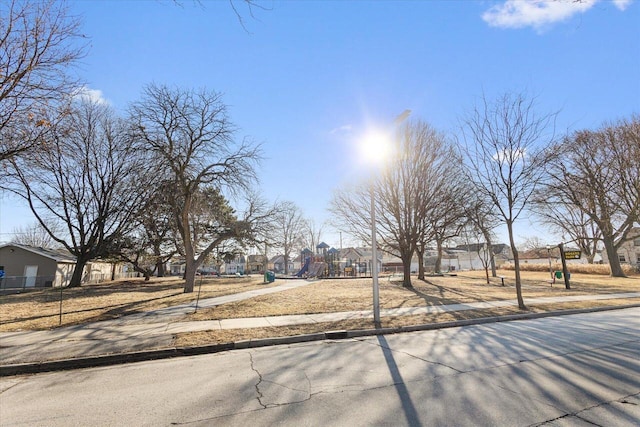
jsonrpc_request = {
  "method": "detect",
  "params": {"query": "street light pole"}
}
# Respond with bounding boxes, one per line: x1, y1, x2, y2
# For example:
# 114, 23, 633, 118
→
369, 109, 411, 329
370, 181, 380, 327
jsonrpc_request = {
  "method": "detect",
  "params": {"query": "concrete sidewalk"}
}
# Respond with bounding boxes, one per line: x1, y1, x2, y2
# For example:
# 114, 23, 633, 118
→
2, 291, 639, 367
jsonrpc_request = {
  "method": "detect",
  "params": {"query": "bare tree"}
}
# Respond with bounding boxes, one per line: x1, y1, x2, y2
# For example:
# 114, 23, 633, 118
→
459, 93, 556, 309
110, 183, 178, 280
10, 222, 59, 248
331, 185, 371, 246
129, 84, 261, 292
532, 197, 601, 264
413, 136, 467, 280
2, 99, 152, 287
0, 0, 86, 161
270, 201, 306, 275
540, 116, 640, 276
464, 195, 500, 277
519, 236, 547, 252
332, 120, 452, 288
424, 171, 470, 275
301, 218, 324, 254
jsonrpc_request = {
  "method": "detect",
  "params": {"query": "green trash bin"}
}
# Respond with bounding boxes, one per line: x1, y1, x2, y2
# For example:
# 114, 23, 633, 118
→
264, 271, 275, 283
554, 271, 563, 279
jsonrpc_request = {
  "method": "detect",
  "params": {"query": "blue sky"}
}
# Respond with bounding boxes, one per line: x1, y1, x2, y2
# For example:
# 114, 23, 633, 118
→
1, 0, 639, 248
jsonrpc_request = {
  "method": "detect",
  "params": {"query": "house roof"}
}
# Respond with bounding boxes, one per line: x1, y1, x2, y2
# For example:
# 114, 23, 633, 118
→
247, 254, 265, 263
519, 247, 577, 260
1, 243, 76, 263
269, 255, 284, 263
316, 242, 330, 249
454, 243, 510, 253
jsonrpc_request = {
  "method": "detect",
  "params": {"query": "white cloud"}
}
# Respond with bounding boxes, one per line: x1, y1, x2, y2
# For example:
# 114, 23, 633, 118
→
481, 0, 630, 30
613, 0, 632, 11
329, 124, 352, 135
72, 86, 109, 105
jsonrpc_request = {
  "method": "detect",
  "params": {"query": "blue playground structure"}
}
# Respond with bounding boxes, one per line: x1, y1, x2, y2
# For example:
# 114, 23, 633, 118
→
295, 257, 311, 277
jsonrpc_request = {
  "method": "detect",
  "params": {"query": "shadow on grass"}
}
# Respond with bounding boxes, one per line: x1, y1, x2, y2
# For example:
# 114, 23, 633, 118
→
0, 291, 185, 326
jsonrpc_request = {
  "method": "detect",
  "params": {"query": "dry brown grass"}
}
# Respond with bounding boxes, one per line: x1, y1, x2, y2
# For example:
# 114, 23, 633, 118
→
187, 270, 640, 321
174, 297, 639, 347
0, 276, 270, 331
501, 262, 637, 275
2, 270, 638, 333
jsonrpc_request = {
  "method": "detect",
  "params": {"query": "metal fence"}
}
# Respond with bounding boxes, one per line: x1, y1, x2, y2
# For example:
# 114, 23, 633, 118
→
0, 275, 57, 290
0, 272, 143, 290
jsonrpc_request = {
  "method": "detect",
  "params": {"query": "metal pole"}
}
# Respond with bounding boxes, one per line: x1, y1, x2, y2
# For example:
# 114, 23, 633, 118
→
547, 245, 554, 286
194, 271, 204, 313
59, 284, 63, 325
370, 182, 380, 327
558, 242, 571, 290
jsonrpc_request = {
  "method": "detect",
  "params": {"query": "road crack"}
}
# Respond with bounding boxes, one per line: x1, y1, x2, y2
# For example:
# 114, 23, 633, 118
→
248, 351, 267, 409
528, 391, 640, 427
354, 337, 465, 374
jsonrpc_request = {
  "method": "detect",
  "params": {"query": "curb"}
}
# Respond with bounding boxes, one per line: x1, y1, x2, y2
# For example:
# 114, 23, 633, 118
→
2, 303, 639, 377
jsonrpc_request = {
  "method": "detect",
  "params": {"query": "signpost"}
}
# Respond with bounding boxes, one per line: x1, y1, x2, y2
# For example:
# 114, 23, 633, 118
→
563, 250, 581, 260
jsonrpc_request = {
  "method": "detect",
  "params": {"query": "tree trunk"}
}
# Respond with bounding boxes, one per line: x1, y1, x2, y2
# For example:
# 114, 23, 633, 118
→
401, 251, 413, 288
507, 221, 526, 310
602, 234, 626, 277
416, 245, 425, 280
184, 261, 197, 293
156, 259, 165, 277
435, 239, 443, 273
482, 230, 497, 277
394, 243, 415, 288
68, 257, 89, 287
183, 242, 197, 293
284, 252, 290, 275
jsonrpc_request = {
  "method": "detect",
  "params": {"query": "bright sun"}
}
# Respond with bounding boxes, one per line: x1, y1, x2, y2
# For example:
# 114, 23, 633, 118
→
360, 130, 392, 166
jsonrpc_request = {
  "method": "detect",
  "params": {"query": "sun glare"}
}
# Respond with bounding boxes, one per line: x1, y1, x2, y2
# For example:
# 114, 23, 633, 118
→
360, 130, 392, 166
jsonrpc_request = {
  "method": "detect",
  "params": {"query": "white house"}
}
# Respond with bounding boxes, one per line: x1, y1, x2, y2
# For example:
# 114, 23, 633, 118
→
0, 243, 127, 289
601, 227, 640, 270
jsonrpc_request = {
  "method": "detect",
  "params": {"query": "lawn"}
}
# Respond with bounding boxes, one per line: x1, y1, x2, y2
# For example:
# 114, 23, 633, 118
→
0, 275, 271, 331
187, 269, 640, 321
175, 270, 639, 346
1, 270, 638, 335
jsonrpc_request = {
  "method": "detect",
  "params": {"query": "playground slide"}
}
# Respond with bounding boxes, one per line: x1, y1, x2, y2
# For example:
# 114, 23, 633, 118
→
308, 262, 327, 278
295, 257, 311, 277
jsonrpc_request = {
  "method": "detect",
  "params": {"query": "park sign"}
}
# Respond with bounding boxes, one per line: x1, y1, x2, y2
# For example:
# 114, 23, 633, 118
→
563, 250, 581, 260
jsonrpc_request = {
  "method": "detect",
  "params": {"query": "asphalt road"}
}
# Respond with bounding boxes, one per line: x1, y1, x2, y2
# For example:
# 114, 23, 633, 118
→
1, 308, 638, 426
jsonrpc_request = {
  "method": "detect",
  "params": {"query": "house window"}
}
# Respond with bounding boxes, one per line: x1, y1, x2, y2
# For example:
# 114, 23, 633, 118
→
634, 238, 640, 247
618, 254, 626, 263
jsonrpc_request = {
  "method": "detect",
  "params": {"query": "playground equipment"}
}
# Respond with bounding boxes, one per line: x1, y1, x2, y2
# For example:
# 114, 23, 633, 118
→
294, 257, 328, 278
295, 257, 311, 277
307, 262, 328, 278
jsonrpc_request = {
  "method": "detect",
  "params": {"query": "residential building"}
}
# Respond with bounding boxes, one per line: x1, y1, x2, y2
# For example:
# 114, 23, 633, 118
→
0, 243, 127, 289
601, 227, 640, 270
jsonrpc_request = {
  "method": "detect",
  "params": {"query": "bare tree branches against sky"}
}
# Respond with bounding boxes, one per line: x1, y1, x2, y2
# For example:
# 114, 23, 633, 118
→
1, 0, 638, 248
